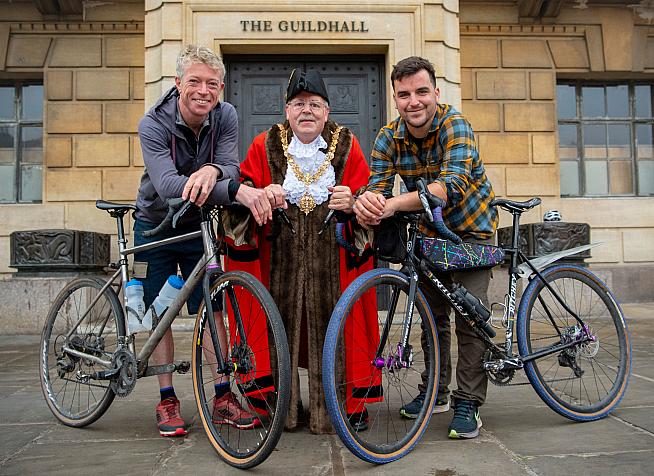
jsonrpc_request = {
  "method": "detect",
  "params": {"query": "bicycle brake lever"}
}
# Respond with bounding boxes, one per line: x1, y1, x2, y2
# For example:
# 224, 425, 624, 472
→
275, 208, 296, 234
318, 209, 335, 235
172, 200, 193, 229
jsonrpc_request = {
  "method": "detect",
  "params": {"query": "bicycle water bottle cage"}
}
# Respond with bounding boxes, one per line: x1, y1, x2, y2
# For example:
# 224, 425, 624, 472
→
420, 238, 505, 272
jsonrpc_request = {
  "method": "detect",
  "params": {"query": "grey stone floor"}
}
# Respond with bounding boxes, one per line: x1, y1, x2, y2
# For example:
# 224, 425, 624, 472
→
1, 303, 653, 475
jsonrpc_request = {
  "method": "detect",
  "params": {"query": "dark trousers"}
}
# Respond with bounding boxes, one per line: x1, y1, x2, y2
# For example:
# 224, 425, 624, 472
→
418, 237, 493, 406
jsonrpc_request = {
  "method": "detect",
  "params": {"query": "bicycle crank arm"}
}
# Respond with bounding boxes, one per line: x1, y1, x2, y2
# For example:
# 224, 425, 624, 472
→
141, 361, 191, 378
90, 367, 121, 380
62, 345, 112, 368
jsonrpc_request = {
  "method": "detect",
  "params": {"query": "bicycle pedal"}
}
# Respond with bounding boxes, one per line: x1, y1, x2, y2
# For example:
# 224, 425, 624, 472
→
175, 361, 190, 374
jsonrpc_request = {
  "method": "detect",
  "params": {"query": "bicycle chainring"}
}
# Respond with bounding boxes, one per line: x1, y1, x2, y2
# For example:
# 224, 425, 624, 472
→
110, 349, 137, 398
484, 350, 516, 386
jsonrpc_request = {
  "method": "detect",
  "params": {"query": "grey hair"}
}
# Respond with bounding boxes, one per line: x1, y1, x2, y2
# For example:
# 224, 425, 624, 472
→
176, 44, 226, 82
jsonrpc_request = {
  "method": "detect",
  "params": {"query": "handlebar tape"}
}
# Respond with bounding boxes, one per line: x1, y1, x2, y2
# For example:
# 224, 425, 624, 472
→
141, 198, 189, 238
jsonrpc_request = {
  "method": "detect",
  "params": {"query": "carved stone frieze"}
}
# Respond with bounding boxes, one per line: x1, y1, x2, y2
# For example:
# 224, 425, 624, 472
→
10, 23, 144, 34
497, 222, 591, 261
10, 229, 110, 272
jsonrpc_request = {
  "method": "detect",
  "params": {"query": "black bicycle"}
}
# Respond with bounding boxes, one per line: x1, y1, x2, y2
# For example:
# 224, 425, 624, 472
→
39, 199, 291, 469
322, 178, 631, 463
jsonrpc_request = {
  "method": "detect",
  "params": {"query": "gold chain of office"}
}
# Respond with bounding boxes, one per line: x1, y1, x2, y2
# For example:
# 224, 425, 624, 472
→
278, 123, 342, 215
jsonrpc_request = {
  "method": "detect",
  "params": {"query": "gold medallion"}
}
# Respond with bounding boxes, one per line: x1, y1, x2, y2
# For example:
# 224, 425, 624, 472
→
279, 124, 342, 215
299, 193, 316, 214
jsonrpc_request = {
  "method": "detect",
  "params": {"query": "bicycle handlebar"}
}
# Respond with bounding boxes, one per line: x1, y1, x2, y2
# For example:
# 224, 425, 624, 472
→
141, 198, 192, 237
415, 178, 462, 244
142, 198, 297, 239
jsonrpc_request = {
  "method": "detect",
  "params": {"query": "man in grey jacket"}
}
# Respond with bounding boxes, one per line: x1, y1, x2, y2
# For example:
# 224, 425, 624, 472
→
134, 44, 270, 437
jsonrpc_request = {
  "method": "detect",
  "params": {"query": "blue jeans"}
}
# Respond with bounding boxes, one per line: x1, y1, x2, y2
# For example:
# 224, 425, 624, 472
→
133, 219, 204, 314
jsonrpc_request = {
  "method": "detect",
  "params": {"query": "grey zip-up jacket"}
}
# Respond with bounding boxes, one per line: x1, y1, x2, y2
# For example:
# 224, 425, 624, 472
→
135, 86, 239, 227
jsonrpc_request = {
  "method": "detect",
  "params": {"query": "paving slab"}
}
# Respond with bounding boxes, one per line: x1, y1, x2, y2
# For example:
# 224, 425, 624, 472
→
1, 303, 653, 475
524, 449, 654, 476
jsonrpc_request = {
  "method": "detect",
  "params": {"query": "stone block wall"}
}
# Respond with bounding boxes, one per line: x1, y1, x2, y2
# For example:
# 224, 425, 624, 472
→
0, 3, 145, 273
460, 3, 654, 300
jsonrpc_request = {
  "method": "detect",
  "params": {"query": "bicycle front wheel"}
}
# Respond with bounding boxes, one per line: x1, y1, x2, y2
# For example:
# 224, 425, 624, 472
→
40, 277, 124, 427
517, 264, 631, 421
192, 271, 290, 469
323, 268, 438, 464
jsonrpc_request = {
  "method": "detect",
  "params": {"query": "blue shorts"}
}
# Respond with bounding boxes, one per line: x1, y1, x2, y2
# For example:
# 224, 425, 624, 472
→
133, 218, 205, 315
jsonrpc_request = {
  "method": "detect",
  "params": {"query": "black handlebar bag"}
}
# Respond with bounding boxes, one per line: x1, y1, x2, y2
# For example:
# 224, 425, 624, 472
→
373, 217, 407, 264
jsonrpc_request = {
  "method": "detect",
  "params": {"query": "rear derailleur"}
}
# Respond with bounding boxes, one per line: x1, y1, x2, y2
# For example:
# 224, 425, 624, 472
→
557, 327, 586, 378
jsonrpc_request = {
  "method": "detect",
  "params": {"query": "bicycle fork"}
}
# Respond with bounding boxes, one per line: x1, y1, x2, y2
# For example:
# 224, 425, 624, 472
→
373, 267, 421, 371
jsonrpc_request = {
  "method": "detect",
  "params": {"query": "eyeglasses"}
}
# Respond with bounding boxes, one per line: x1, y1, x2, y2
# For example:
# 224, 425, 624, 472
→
288, 100, 327, 111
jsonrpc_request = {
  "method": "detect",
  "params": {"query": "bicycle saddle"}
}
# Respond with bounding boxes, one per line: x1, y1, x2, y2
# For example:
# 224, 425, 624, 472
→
490, 197, 541, 213
95, 200, 137, 214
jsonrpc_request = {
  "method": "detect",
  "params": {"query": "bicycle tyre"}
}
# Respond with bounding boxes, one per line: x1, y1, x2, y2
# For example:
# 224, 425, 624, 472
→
40, 277, 124, 427
517, 264, 631, 421
192, 271, 290, 469
322, 268, 439, 464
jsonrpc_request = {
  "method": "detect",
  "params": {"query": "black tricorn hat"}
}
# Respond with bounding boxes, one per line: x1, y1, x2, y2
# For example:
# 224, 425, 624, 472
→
285, 69, 329, 104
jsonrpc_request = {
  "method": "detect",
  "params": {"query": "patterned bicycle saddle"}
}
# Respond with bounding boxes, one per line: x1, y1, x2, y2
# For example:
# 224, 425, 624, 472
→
420, 237, 505, 272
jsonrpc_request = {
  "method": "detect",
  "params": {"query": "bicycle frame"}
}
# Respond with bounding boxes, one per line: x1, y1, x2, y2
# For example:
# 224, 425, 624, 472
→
62, 206, 234, 379
384, 207, 597, 369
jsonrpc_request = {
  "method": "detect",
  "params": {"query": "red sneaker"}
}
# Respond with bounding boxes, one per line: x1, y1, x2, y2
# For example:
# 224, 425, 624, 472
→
212, 392, 261, 429
156, 397, 187, 437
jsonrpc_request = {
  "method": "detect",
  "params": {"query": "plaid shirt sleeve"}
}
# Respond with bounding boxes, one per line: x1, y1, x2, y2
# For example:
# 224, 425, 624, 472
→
365, 126, 397, 197
434, 114, 477, 208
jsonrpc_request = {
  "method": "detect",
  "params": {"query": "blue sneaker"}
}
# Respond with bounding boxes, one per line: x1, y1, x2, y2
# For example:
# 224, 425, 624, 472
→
448, 399, 482, 439
399, 392, 450, 419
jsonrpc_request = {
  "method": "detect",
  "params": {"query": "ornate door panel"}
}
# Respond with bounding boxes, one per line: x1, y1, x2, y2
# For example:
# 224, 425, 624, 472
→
225, 56, 385, 163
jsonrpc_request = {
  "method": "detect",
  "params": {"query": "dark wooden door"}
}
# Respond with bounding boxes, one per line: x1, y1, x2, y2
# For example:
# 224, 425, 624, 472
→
224, 55, 385, 162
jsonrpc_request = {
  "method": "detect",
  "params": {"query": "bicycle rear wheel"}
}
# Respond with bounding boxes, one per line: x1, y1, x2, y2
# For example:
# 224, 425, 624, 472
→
517, 264, 631, 421
322, 268, 438, 464
40, 277, 124, 427
192, 271, 290, 469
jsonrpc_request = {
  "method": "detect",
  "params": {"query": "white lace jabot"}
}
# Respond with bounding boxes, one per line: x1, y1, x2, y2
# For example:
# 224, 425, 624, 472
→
283, 134, 335, 207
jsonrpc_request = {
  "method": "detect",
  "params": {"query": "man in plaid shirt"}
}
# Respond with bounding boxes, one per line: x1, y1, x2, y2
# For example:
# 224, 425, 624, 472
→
354, 56, 498, 439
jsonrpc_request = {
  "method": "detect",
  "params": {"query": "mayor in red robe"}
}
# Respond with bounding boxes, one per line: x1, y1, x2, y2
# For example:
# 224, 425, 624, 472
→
225, 70, 381, 434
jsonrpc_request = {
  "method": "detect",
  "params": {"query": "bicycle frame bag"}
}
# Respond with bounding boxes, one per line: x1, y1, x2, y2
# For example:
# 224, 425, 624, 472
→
420, 237, 505, 272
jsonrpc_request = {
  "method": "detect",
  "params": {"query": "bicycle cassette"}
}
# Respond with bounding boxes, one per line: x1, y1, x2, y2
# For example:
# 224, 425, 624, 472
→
111, 349, 137, 398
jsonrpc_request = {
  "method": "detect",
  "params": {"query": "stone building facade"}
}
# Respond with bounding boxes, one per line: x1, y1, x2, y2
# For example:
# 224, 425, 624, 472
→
1, 0, 652, 325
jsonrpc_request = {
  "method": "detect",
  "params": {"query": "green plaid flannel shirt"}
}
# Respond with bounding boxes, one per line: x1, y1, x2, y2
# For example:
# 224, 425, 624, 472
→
366, 103, 498, 240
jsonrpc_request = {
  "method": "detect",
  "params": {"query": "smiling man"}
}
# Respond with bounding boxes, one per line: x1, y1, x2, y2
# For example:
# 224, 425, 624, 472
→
225, 69, 381, 434
134, 45, 269, 437
353, 56, 498, 440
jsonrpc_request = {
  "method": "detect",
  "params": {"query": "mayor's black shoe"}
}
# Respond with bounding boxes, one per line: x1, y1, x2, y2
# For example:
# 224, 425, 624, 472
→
347, 408, 369, 432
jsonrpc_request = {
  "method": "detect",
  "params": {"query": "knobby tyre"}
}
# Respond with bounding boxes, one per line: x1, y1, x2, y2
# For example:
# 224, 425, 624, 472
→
40, 277, 124, 427
516, 264, 631, 421
192, 271, 290, 469
322, 268, 439, 464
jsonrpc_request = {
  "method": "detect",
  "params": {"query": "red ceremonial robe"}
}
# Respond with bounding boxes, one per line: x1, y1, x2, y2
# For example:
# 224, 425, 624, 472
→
226, 121, 382, 434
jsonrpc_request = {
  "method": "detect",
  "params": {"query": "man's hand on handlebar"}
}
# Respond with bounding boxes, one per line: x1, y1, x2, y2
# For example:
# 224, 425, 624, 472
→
182, 166, 220, 206
353, 190, 391, 228
235, 184, 274, 226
